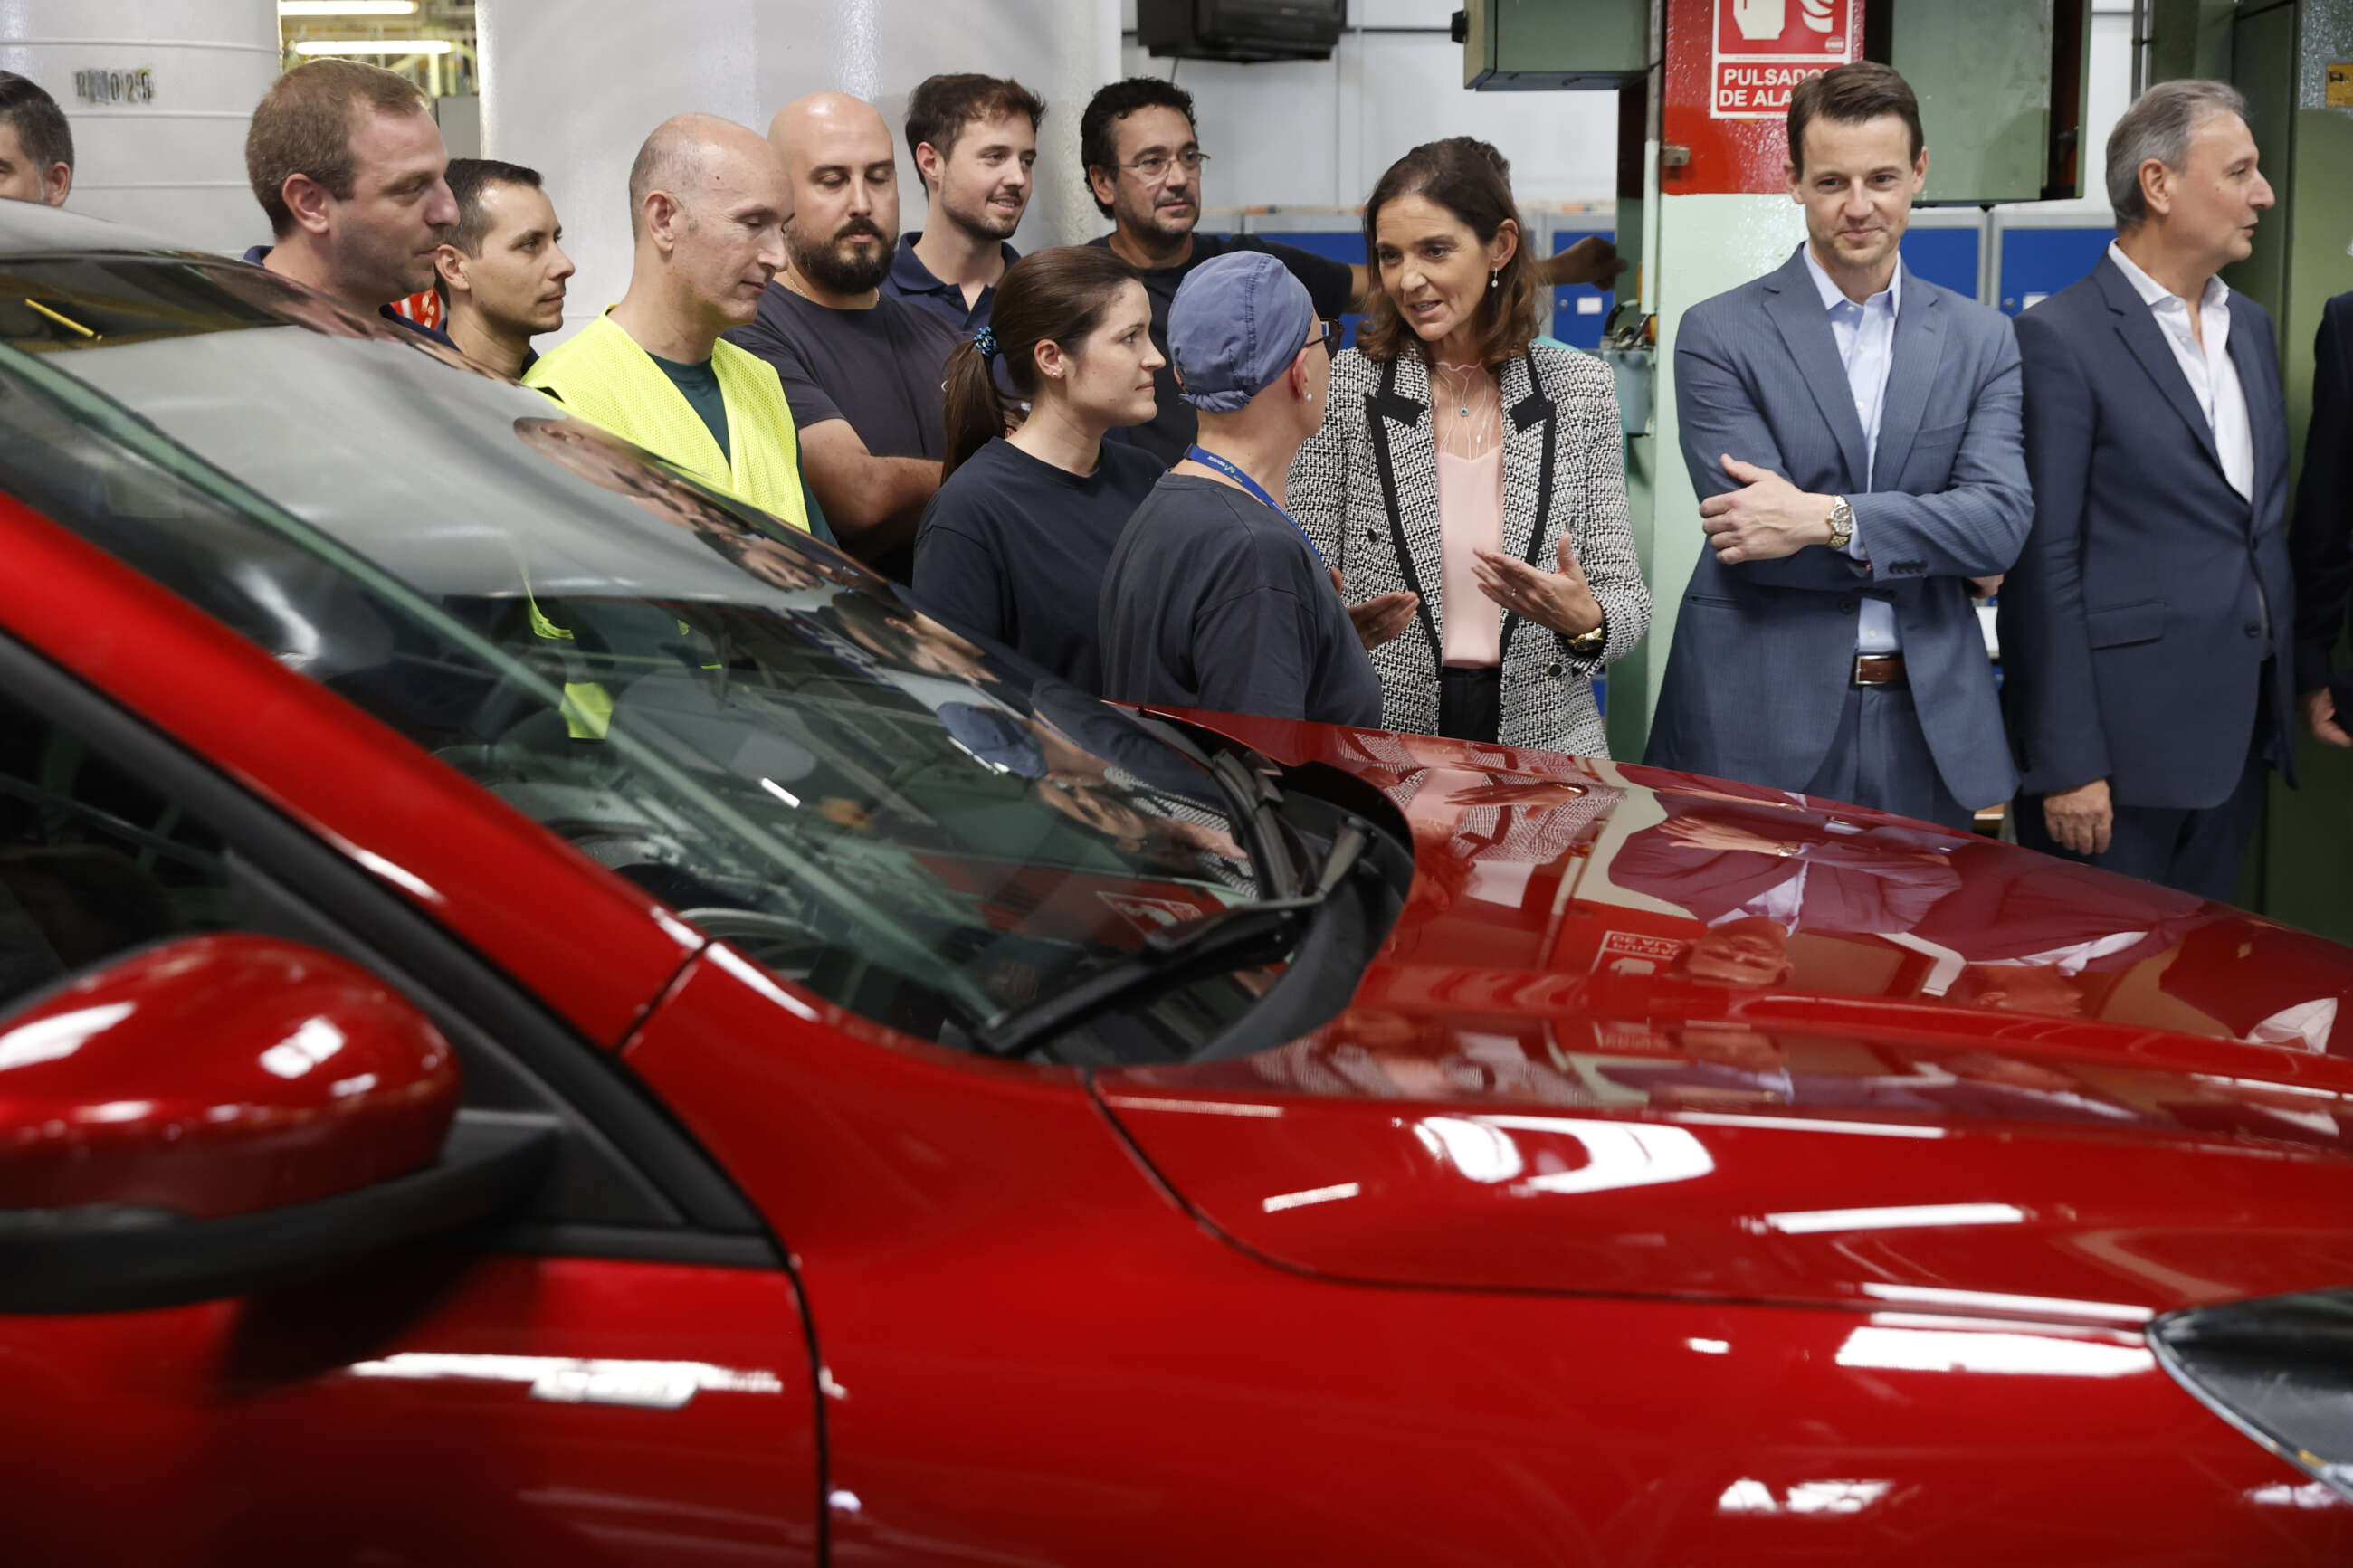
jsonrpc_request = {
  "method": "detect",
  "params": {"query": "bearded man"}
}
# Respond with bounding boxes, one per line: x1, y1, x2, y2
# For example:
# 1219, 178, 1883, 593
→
728, 90, 960, 580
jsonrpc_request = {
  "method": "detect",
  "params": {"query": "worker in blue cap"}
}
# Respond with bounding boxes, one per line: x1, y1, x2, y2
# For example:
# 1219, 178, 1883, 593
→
1097, 250, 1386, 727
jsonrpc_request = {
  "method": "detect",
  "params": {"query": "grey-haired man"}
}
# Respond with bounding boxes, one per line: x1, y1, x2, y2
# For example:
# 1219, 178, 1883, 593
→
1098, 251, 1379, 726
2001, 79, 2291, 900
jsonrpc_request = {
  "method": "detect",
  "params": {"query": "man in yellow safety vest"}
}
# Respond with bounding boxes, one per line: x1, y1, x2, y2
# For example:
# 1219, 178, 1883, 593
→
527, 113, 814, 535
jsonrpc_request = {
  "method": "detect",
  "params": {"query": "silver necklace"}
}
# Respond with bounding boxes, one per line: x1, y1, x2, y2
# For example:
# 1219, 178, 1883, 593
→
1435, 359, 1481, 419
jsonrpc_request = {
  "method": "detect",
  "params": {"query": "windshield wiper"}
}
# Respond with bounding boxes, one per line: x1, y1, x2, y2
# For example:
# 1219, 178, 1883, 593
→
1210, 749, 1301, 899
972, 819, 1370, 1059
1121, 711, 1295, 899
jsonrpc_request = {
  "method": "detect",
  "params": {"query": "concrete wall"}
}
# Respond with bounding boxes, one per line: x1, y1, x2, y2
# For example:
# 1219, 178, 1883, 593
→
478, 0, 1123, 341
0, 0, 279, 254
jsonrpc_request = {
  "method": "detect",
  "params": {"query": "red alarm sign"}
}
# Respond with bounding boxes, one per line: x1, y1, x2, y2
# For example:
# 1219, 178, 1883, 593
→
1710, 0, 1859, 119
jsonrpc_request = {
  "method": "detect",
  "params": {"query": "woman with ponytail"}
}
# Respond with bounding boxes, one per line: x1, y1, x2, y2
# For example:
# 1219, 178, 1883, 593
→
913, 246, 1165, 693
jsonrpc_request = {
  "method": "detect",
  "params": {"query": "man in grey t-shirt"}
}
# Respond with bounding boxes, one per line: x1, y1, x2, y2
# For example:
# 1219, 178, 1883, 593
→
728, 91, 959, 583
1100, 252, 1382, 727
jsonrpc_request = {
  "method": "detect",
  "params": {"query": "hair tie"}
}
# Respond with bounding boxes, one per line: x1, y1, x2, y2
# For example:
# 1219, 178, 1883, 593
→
972, 328, 998, 361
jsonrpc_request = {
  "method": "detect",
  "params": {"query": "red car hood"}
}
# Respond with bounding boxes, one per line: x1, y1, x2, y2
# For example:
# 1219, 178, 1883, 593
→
1098, 714, 2353, 1320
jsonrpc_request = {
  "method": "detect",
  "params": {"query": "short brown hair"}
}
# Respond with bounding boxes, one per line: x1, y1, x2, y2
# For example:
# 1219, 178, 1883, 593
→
245, 59, 428, 236
1357, 138, 1539, 371
0, 72, 72, 178
444, 157, 544, 256
904, 74, 1045, 193
1787, 62, 1923, 176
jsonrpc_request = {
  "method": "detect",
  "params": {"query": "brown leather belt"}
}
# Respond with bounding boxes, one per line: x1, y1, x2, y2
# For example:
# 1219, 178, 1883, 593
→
1851, 653, 1907, 688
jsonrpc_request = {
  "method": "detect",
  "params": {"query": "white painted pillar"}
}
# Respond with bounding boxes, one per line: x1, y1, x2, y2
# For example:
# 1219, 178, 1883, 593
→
0, 0, 280, 253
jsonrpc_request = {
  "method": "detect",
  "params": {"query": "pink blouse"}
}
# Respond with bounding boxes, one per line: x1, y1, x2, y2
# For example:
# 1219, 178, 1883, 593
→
1435, 447, 1505, 668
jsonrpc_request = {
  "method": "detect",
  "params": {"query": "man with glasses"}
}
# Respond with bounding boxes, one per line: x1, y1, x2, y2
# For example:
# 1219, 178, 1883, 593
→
1081, 77, 1624, 465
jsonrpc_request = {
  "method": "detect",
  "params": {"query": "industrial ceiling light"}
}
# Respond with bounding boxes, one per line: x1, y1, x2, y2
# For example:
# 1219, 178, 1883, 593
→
291, 38, 452, 54
278, 2, 420, 14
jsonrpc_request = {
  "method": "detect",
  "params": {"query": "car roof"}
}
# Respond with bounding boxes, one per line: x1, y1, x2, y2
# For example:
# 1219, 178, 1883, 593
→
0, 198, 211, 260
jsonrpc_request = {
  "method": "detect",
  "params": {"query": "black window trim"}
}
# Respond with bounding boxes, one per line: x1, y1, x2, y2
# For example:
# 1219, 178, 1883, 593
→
0, 628, 781, 1269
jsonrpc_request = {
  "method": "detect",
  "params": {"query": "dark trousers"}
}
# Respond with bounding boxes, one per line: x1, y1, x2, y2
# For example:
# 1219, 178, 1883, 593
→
1801, 684, 1975, 833
2016, 745, 2267, 905
1439, 666, 1501, 745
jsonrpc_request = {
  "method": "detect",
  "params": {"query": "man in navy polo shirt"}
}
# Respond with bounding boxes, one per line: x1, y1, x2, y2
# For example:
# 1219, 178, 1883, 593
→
887, 73, 1043, 334
240, 58, 460, 347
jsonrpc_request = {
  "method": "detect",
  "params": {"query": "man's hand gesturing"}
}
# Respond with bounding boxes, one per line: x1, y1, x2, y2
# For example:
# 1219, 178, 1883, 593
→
1700, 454, 1838, 565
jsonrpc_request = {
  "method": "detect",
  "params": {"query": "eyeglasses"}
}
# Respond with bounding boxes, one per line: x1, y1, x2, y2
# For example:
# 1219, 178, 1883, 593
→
1312, 318, 1339, 358
1119, 150, 1210, 182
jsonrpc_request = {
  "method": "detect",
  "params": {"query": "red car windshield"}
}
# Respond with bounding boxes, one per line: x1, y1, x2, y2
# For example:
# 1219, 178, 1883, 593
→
0, 254, 1279, 1063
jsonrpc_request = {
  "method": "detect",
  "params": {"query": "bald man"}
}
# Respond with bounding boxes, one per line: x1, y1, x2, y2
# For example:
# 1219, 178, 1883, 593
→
526, 113, 814, 535
725, 90, 960, 580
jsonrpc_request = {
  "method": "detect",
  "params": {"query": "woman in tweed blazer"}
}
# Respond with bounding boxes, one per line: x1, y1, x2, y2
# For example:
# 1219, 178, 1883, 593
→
1290, 139, 1647, 756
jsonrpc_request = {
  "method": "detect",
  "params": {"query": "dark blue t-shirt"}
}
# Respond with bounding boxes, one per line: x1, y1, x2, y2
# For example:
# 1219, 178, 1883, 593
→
912, 436, 1161, 695
1098, 473, 1381, 727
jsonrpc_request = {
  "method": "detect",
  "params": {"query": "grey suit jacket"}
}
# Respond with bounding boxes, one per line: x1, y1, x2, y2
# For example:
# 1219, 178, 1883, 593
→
1288, 344, 1650, 757
1645, 249, 2032, 809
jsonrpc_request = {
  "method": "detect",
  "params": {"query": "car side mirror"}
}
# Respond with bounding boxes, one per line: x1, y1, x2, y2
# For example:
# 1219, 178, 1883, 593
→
0, 934, 554, 1313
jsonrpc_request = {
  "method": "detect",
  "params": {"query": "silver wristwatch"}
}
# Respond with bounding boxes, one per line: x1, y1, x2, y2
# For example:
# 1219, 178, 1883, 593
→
1824, 496, 1855, 552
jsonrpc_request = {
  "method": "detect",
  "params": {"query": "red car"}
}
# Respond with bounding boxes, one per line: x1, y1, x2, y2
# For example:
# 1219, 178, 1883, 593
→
3, 211, 2353, 1565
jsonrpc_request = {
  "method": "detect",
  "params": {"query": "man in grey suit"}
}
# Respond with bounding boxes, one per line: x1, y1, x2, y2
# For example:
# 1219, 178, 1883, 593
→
1646, 62, 2031, 832
2000, 81, 2290, 901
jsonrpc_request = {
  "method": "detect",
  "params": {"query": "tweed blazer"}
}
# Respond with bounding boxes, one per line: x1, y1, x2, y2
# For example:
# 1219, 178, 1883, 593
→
1288, 344, 1649, 757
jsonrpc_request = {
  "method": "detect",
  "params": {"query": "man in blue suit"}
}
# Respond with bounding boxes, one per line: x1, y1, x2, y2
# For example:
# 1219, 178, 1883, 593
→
2289, 288, 2353, 747
2000, 81, 2291, 901
1647, 62, 2031, 833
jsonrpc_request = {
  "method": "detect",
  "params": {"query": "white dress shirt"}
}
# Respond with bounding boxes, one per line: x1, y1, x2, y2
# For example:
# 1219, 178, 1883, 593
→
2105, 242, 2254, 503
1803, 247, 1900, 653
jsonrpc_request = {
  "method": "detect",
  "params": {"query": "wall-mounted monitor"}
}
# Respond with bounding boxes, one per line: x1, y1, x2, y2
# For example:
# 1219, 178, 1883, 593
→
1138, 0, 1346, 63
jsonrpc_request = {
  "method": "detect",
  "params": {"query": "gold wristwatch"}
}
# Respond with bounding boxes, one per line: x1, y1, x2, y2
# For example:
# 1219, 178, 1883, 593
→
1825, 496, 1855, 551
1567, 611, 1607, 658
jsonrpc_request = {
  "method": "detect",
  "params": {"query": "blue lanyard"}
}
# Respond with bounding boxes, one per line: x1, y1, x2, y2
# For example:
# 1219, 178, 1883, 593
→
1185, 444, 1324, 568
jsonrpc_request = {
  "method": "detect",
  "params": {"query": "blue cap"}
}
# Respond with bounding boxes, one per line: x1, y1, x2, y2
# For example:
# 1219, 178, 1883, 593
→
1168, 251, 1317, 413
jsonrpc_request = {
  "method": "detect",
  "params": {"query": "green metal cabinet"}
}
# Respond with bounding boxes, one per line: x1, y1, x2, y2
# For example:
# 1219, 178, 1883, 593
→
1869, 0, 2095, 203
2225, 0, 2353, 936
1462, 0, 1651, 90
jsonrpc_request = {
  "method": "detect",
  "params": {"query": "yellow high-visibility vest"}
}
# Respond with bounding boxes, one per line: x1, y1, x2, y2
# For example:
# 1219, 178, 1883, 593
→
524, 313, 810, 532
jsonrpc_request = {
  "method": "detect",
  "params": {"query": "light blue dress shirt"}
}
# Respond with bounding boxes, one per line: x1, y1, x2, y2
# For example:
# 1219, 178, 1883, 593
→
1802, 246, 1900, 655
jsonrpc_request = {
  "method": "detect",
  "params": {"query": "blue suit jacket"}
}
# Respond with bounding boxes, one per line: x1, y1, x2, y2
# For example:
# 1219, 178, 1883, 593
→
2289, 290, 2353, 701
1998, 255, 2296, 809
1647, 249, 2032, 809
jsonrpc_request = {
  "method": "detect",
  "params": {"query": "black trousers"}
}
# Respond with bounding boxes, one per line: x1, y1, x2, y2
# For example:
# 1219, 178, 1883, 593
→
2016, 743, 2268, 904
2015, 667, 2276, 905
1439, 666, 1501, 745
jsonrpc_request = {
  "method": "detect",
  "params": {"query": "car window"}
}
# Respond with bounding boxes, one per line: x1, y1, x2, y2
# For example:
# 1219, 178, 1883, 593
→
0, 331, 1280, 1065
0, 686, 234, 1013
0, 252, 419, 354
